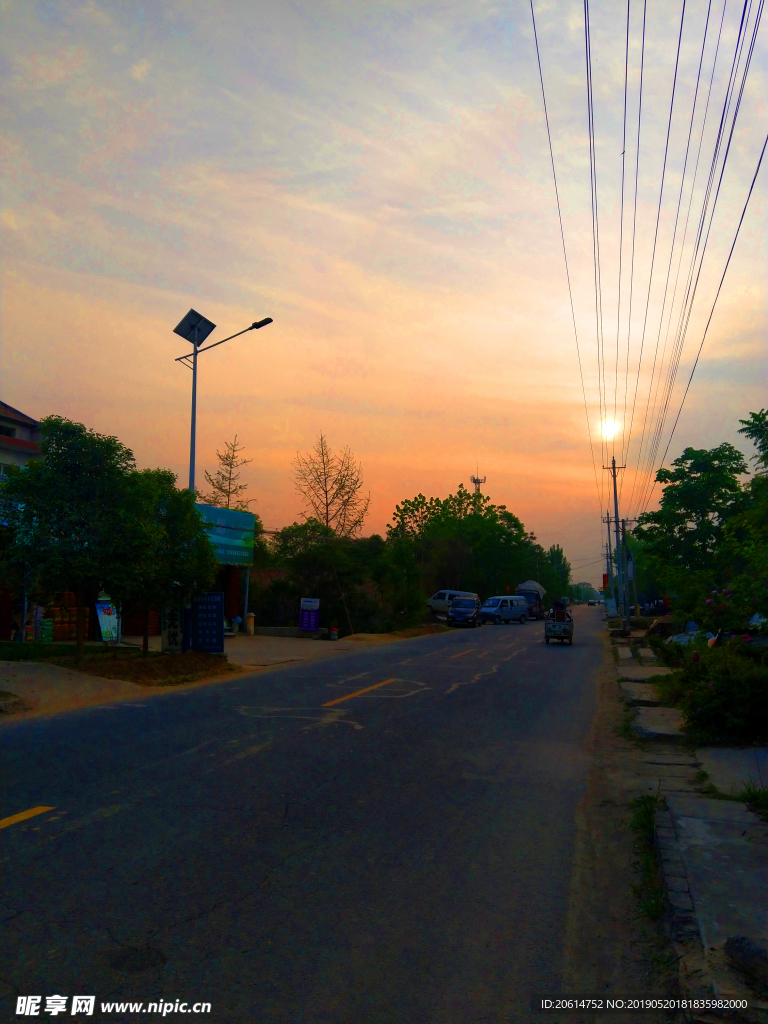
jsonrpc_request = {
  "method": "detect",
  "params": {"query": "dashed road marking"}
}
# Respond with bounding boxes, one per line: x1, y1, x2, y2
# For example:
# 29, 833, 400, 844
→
1, 806, 55, 829
323, 678, 399, 706
449, 648, 477, 659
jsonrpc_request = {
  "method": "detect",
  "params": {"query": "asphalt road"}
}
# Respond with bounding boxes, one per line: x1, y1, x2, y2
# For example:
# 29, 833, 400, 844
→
2, 607, 603, 1023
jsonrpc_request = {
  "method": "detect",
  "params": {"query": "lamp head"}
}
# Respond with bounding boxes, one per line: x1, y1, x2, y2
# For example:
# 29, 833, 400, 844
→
251, 318, 273, 330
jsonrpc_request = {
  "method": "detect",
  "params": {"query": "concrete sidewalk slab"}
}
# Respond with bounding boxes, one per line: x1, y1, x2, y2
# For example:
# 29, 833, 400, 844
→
666, 796, 768, 951
632, 706, 684, 740
620, 682, 661, 706
638, 647, 658, 663
616, 646, 635, 660
697, 747, 768, 795
616, 664, 672, 682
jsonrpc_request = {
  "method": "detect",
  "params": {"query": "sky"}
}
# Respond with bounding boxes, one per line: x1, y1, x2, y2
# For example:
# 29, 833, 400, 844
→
1, 0, 766, 587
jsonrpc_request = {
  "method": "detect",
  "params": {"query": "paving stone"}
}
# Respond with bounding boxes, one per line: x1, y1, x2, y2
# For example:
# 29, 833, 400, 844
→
616, 665, 673, 682
620, 681, 661, 706
638, 647, 658, 662
616, 647, 635, 660
655, 827, 676, 841
666, 876, 689, 893
662, 858, 687, 878
666, 795, 768, 950
668, 890, 694, 911
696, 746, 768, 796
632, 707, 685, 740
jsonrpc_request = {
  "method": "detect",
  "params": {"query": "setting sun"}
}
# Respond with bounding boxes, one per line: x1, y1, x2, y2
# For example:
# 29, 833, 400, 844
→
601, 418, 620, 440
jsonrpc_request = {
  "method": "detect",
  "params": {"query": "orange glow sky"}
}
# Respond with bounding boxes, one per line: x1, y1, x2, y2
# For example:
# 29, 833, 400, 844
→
2, 1, 766, 587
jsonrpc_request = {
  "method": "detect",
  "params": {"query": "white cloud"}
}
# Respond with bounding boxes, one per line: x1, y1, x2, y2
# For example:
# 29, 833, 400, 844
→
130, 59, 150, 82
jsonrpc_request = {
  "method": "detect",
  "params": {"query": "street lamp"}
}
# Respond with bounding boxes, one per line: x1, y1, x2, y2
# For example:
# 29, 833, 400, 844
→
173, 309, 273, 492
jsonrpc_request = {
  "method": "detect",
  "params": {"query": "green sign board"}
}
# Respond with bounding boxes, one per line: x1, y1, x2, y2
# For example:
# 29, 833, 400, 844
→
196, 504, 256, 566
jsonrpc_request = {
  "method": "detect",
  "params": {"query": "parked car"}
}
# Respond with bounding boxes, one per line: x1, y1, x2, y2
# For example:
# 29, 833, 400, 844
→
587, 599, 596, 606
480, 596, 528, 625
427, 589, 478, 615
447, 597, 482, 628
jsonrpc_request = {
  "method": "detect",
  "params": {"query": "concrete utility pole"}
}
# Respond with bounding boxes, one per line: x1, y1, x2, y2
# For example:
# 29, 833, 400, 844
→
621, 518, 632, 625
605, 457, 628, 630
603, 511, 618, 611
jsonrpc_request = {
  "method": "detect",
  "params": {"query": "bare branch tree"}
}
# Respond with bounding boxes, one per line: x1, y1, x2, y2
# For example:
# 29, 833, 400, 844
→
292, 432, 370, 536
201, 435, 254, 510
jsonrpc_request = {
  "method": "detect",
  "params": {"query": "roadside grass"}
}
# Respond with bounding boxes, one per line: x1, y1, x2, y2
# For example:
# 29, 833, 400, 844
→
616, 706, 637, 740
629, 793, 666, 921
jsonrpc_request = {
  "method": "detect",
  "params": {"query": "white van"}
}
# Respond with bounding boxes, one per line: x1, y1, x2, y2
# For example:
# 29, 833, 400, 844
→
427, 589, 479, 615
480, 595, 528, 624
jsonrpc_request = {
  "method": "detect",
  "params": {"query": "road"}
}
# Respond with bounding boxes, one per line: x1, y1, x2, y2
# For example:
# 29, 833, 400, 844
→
2, 606, 603, 1023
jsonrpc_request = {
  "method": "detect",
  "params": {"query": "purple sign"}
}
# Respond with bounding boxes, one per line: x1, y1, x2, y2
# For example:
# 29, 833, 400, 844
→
300, 598, 320, 631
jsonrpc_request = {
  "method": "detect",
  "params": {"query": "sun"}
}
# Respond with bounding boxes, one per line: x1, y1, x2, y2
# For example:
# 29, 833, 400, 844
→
601, 418, 620, 440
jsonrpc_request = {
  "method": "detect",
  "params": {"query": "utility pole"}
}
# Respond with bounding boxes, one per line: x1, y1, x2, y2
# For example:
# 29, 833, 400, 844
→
605, 457, 628, 630
603, 510, 618, 611
621, 519, 632, 626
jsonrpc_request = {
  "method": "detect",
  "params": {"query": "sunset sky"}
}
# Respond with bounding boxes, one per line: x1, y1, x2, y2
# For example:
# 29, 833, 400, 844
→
2, 0, 766, 586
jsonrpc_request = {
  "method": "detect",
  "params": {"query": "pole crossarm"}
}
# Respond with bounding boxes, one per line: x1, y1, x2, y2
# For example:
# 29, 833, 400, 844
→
174, 320, 272, 365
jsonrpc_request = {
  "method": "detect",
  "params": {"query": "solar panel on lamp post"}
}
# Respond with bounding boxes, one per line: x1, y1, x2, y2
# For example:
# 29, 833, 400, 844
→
173, 310, 273, 492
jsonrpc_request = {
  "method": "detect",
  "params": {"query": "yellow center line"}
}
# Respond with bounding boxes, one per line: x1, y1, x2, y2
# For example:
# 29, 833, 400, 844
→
1, 806, 55, 829
450, 648, 477, 659
323, 678, 398, 706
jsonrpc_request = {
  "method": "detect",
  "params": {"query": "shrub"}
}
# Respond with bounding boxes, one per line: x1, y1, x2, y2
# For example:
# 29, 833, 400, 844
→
678, 647, 768, 742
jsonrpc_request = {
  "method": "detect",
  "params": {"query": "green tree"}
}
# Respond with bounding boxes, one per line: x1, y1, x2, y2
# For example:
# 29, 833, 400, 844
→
546, 544, 572, 592
0, 417, 136, 658
738, 409, 768, 472
113, 470, 218, 654
635, 443, 748, 573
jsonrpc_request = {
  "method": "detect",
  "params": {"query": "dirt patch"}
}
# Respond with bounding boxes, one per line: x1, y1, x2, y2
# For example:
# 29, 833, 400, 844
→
562, 637, 679, 1023
0, 689, 30, 714
343, 623, 451, 643
46, 650, 240, 686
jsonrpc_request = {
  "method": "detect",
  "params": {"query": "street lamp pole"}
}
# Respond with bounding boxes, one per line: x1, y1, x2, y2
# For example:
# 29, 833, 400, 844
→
189, 324, 198, 492
173, 310, 273, 493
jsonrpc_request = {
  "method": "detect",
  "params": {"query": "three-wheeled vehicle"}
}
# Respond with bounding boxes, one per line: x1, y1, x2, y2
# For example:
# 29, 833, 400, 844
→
545, 599, 574, 645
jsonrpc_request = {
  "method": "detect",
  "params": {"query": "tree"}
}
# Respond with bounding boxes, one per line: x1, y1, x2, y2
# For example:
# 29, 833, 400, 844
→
0, 416, 136, 659
738, 409, 768, 472
635, 443, 749, 573
114, 470, 218, 654
546, 544, 572, 591
201, 435, 254, 510
293, 433, 370, 537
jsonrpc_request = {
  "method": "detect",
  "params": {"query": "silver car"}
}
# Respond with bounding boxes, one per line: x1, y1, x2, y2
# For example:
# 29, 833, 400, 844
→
427, 589, 479, 615
480, 596, 528, 625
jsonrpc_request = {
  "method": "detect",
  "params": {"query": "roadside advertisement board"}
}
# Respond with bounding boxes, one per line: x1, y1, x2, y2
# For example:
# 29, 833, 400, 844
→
196, 504, 256, 566
299, 597, 320, 631
95, 601, 119, 643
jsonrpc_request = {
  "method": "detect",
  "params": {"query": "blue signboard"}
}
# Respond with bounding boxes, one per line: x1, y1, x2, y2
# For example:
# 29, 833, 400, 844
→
299, 598, 320, 631
190, 592, 224, 653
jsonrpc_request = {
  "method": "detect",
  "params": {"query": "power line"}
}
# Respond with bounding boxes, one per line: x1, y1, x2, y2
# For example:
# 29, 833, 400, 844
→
584, 0, 609, 481
636, 0, 764, 513
613, 0, 632, 461
529, 0, 603, 516
631, 0, 714, 504
620, 0, 647, 469
623, 0, 687, 513
641, 129, 767, 512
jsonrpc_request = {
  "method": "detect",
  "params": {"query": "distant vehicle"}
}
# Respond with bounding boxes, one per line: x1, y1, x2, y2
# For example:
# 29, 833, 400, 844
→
427, 589, 478, 615
545, 599, 574, 645
515, 580, 546, 620
587, 599, 596, 606
480, 596, 528, 625
447, 597, 482, 628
